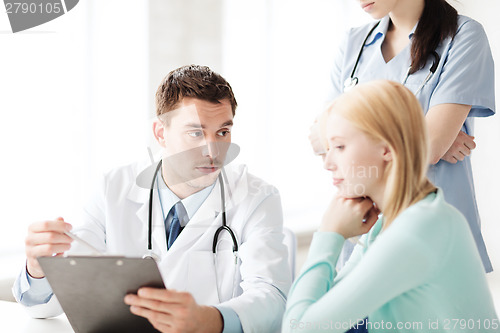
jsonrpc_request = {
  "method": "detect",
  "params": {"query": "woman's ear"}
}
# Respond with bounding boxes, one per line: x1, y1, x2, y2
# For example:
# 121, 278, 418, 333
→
382, 144, 392, 162
152, 120, 166, 148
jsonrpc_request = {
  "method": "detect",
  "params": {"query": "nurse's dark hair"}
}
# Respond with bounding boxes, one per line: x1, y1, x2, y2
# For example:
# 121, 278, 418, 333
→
155, 65, 237, 118
410, 0, 458, 74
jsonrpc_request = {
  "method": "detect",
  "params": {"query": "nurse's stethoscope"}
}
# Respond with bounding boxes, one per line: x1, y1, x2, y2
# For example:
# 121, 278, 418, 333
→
344, 21, 440, 95
145, 160, 240, 300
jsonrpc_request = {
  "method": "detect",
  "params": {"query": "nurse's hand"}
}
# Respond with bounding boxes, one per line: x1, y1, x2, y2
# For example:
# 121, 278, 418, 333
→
441, 130, 476, 164
25, 217, 73, 278
125, 288, 223, 333
320, 196, 379, 239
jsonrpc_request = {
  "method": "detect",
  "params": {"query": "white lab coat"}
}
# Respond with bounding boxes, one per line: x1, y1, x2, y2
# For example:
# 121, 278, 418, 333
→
22, 160, 292, 332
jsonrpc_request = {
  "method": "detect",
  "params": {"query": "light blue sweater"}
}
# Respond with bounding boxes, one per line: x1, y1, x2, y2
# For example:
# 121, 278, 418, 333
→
283, 189, 498, 332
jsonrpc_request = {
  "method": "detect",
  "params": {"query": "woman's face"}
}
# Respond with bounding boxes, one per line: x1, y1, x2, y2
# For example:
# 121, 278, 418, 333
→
358, 0, 397, 20
323, 113, 388, 198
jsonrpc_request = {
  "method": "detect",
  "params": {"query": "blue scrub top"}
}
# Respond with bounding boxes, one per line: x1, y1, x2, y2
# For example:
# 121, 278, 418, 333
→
328, 15, 495, 272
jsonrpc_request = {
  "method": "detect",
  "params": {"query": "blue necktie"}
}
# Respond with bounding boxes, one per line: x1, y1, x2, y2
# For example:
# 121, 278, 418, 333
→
167, 202, 184, 250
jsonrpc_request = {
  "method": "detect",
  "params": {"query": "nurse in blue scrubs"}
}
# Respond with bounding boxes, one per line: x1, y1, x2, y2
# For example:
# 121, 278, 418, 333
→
313, 0, 495, 273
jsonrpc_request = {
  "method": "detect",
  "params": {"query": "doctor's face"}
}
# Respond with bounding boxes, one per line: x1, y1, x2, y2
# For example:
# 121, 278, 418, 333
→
154, 97, 233, 198
323, 113, 387, 198
358, 0, 397, 19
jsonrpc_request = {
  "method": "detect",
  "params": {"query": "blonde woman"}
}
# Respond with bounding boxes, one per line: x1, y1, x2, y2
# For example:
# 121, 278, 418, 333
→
284, 81, 498, 333
311, 0, 495, 273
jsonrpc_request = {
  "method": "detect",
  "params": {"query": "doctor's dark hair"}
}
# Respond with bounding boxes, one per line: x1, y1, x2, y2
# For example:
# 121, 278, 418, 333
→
410, 0, 458, 74
155, 65, 237, 119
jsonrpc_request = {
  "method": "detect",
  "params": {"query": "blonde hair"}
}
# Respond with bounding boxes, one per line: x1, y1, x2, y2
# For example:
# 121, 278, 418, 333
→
323, 80, 436, 227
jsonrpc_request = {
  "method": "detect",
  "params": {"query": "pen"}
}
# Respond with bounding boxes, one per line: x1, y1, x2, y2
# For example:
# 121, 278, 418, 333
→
64, 231, 103, 255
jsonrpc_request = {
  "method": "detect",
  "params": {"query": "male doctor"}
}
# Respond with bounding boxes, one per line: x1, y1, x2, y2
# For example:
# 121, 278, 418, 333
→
13, 65, 292, 332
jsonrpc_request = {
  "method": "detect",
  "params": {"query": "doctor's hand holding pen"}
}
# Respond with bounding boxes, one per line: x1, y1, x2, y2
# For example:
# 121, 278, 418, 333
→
24, 217, 73, 278
308, 118, 476, 165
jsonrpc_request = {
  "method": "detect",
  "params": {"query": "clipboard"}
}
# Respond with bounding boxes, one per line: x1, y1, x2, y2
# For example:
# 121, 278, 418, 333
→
38, 256, 165, 333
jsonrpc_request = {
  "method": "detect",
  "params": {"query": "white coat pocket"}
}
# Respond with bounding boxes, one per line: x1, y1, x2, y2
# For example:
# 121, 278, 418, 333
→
187, 249, 239, 305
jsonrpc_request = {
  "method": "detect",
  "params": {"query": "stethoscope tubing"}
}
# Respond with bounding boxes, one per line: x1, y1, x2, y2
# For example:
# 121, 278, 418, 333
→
346, 20, 440, 92
147, 160, 239, 257
213, 173, 239, 253
148, 160, 164, 251
349, 21, 381, 81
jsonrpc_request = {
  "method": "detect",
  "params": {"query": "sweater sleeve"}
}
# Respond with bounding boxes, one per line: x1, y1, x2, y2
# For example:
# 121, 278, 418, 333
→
282, 232, 345, 332
282, 227, 440, 332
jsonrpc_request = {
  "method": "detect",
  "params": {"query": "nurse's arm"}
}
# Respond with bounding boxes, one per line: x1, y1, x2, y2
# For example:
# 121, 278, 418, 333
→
425, 103, 474, 165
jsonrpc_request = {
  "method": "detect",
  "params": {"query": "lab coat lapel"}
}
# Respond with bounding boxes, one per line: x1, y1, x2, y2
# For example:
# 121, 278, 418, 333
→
127, 161, 167, 257
127, 164, 245, 261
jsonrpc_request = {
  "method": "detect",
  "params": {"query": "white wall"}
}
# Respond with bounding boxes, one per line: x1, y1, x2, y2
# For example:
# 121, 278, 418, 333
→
0, 0, 149, 276
457, 0, 500, 309
0, 1, 88, 264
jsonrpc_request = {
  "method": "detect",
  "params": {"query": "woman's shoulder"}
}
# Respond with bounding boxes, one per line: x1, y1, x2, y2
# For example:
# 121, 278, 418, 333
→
345, 20, 381, 43
348, 21, 375, 34
393, 189, 466, 235
455, 15, 488, 38
378, 190, 467, 262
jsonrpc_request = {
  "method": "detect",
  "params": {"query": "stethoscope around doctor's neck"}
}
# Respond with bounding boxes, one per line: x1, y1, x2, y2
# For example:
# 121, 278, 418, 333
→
344, 21, 440, 95
145, 160, 239, 262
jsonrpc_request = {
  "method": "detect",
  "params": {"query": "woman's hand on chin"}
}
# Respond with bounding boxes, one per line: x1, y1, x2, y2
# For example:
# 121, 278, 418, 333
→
320, 195, 380, 239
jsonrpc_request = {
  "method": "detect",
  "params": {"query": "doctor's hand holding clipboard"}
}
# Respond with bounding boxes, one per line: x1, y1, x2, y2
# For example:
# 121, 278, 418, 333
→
309, 0, 495, 273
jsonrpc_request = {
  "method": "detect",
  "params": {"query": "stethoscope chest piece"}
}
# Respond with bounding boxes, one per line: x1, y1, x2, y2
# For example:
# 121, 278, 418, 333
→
344, 77, 358, 92
143, 251, 160, 262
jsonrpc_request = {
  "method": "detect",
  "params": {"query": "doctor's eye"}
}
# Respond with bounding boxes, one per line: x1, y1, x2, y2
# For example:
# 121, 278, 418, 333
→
187, 131, 203, 138
217, 129, 231, 137
335, 145, 345, 151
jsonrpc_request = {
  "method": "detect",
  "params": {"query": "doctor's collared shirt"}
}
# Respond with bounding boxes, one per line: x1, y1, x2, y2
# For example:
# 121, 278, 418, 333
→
155, 171, 215, 229
14, 175, 243, 333
328, 14, 495, 272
